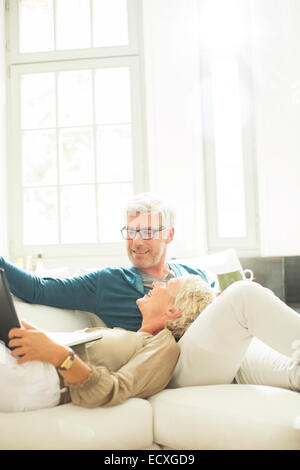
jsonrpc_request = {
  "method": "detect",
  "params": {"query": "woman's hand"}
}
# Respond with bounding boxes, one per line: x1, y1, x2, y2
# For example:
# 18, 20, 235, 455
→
8, 320, 68, 367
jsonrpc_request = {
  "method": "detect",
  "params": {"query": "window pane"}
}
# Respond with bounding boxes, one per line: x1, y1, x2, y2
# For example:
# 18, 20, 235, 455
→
60, 185, 97, 243
19, 0, 54, 53
212, 58, 247, 238
56, 0, 91, 50
58, 70, 93, 127
93, 0, 128, 47
59, 128, 94, 184
98, 183, 133, 242
97, 124, 132, 182
95, 67, 131, 124
21, 73, 56, 129
23, 187, 58, 244
22, 130, 57, 186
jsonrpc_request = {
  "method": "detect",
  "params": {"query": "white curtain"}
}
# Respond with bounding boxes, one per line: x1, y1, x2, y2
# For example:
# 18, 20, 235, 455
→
0, 0, 8, 257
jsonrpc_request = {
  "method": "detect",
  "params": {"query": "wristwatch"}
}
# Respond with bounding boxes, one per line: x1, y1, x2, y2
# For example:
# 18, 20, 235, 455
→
58, 349, 75, 371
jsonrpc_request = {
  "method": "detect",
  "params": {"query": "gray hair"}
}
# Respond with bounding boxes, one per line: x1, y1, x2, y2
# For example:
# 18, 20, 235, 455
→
166, 275, 216, 339
125, 192, 175, 228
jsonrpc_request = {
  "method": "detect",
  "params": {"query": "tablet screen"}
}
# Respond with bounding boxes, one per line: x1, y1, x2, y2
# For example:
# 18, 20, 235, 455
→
0, 269, 21, 347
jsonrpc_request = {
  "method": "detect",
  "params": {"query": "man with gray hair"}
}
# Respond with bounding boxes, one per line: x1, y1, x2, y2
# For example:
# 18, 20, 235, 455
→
0, 192, 216, 331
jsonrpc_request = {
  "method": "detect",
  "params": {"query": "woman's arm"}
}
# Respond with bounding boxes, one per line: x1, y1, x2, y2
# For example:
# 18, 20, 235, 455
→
8, 321, 92, 385
8, 323, 179, 408
67, 330, 180, 408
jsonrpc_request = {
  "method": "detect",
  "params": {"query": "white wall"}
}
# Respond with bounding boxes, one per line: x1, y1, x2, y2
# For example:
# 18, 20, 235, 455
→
250, 0, 300, 256
143, 0, 300, 258
3, 0, 300, 267
142, 0, 208, 258
0, 0, 8, 258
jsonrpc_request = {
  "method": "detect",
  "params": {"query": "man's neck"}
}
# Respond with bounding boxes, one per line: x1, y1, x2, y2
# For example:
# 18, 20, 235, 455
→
139, 263, 170, 280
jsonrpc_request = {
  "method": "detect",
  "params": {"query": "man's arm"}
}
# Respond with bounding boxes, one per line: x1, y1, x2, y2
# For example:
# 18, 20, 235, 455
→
0, 256, 98, 312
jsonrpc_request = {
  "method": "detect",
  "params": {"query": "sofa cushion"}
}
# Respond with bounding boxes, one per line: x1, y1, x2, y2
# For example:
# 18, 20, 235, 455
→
149, 384, 300, 450
0, 398, 154, 450
13, 297, 106, 331
170, 248, 244, 275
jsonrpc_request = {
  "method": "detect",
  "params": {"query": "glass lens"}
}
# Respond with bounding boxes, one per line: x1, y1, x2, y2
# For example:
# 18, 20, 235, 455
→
126, 228, 137, 239
140, 229, 153, 240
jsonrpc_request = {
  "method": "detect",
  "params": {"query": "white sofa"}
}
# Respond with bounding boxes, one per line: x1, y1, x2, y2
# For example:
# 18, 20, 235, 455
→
1, 250, 300, 450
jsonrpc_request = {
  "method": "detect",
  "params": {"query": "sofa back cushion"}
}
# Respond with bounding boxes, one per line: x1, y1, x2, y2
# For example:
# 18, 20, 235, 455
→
13, 297, 106, 332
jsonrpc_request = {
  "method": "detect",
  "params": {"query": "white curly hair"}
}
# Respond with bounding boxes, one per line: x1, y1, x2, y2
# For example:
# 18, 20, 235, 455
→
166, 275, 216, 339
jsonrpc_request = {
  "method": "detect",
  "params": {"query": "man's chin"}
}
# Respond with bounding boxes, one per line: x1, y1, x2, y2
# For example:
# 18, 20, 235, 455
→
128, 252, 153, 269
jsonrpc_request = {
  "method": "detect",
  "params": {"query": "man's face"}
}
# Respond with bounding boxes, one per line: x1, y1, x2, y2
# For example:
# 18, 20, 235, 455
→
125, 212, 174, 270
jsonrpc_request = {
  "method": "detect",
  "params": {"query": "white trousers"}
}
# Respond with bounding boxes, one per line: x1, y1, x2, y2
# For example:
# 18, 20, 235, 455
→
0, 343, 61, 412
169, 281, 300, 391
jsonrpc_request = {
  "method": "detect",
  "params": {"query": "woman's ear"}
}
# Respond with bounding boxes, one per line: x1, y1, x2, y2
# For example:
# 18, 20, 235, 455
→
166, 307, 183, 320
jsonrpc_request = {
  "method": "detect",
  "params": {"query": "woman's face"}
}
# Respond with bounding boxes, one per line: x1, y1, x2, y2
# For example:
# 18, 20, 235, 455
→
136, 278, 181, 321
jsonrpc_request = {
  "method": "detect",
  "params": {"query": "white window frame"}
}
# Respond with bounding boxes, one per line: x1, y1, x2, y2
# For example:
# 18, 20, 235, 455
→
6, 0, 148, 260
202, 56, 259, 254
7, 0, 140, 63
198, 2, 259, 255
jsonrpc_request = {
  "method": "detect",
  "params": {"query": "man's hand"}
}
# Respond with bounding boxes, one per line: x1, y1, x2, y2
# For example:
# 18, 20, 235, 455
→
8, 320, 69, 366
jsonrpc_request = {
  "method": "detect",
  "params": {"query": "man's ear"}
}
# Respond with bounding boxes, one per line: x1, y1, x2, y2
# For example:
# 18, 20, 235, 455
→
166, 307, 183, 320
165, 227, 174, 245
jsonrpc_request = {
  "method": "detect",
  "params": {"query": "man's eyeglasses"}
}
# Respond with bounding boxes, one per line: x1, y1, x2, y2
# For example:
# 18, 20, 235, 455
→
121, 226, 166, 240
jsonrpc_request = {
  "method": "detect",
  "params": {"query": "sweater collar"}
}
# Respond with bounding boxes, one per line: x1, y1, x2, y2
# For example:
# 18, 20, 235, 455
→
126, 263, 183, 294
126, 266, 145, 294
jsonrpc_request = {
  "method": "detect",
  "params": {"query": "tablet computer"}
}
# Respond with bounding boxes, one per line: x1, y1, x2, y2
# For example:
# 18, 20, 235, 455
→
0, 268, 21, 347
0, 268, 102, 349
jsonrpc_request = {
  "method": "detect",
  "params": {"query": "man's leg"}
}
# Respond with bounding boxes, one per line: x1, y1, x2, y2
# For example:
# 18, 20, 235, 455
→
169, 281, 300, 388
0, 343, 61, 412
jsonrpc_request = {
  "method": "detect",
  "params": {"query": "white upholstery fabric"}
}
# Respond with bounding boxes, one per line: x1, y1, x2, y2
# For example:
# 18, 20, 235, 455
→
0, 399, 153, 450
13, 296, 106, 331
149, 385, 300, 450
172, 248, 244, 275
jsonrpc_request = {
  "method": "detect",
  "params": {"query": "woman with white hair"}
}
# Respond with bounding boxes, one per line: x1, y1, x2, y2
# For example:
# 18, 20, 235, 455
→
1, 274, 299, 412
1, 275, 208, 412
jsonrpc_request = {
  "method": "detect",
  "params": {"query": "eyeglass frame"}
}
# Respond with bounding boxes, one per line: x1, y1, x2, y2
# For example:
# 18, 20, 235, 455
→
120, 226, 166, 240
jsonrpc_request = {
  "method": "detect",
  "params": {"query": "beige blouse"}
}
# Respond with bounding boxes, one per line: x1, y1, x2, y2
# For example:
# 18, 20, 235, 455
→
63, 327, 180, 408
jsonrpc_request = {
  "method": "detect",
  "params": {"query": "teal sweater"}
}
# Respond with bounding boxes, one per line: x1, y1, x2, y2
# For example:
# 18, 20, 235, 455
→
0, 257, 216, 331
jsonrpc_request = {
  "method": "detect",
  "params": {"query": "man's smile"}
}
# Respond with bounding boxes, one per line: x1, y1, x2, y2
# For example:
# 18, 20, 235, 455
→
132, 249, 149, 255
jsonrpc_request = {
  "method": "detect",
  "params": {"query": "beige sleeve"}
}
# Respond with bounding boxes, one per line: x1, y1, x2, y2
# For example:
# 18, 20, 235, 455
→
65, 330, 179, 408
